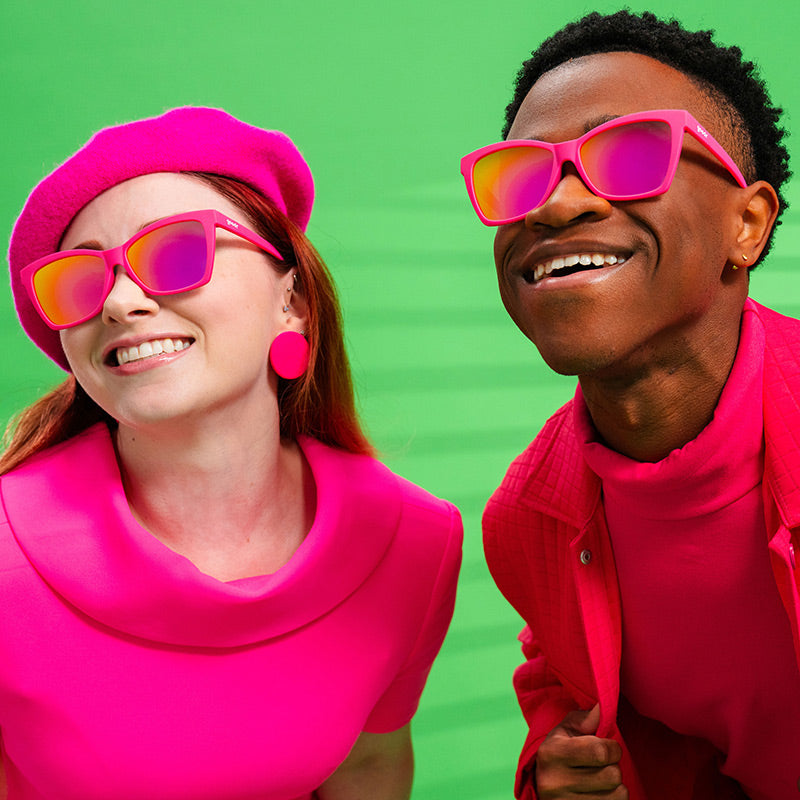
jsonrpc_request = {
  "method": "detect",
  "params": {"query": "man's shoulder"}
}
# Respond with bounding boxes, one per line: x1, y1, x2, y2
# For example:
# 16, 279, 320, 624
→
501, 400, 574, 480
749, 298, 800, 341
748, 300, 800, 387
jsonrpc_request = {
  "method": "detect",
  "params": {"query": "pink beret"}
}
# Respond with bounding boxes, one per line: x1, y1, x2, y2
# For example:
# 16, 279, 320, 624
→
8, 106, 315, 370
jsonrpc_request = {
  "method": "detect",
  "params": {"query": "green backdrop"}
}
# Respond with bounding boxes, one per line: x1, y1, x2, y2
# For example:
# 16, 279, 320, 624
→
2, 2, 799, 796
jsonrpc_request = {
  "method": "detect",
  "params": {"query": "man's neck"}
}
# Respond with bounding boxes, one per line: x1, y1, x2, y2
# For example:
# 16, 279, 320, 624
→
579, 309, 744, 463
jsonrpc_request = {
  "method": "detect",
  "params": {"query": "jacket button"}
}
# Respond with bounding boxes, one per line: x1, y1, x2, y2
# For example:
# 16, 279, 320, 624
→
580, 549, 592, 565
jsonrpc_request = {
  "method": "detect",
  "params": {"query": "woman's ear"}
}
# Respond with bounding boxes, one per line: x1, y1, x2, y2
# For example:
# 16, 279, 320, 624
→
282, 271, 308, 332
730, 180, 780, 265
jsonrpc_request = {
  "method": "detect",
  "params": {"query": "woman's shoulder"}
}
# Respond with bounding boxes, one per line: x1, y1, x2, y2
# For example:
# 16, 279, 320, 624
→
299, 436, 462, 553
300, 435, 460, 512
0, 423, 117, 542
389, 469, 462, 554
1, 423, 111, 481
0, 501, 21, 570
0, 427, 105, 585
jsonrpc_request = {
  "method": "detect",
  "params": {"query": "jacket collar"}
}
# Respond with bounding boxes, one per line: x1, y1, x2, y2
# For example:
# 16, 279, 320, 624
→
516, 298, 800, 532
754, 299, 800, 530
517, 401, 602, 530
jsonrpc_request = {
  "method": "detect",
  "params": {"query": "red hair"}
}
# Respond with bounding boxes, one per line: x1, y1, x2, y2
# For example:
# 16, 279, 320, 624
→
1, 173, 372, 474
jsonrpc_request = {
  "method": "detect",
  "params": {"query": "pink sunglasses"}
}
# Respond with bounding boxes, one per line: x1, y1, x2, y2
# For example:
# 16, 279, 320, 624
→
460, 109, 748, 225
21, 209, 283, 329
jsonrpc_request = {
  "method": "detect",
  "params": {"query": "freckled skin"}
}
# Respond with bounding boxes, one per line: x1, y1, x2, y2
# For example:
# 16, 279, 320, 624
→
58, 173, 293, 433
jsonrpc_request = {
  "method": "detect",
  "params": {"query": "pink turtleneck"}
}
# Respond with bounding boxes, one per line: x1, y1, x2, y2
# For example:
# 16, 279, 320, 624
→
578, 305, 800, 799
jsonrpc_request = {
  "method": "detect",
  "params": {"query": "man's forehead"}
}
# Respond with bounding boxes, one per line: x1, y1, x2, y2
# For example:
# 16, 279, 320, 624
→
510, 51, 710, 140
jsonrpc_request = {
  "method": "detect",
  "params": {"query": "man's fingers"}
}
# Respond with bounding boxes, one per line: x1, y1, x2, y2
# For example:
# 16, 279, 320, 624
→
574, 702, 601, 735
536, 709, 626, 799
544, 731, 622, 767
537, 764, 627, 800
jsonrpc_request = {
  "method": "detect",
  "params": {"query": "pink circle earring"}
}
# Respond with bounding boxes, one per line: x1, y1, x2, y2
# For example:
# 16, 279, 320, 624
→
269, 331, 309, 379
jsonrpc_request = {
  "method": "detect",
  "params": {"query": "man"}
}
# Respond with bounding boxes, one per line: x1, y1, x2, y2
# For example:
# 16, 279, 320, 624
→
460, 10, 797, 800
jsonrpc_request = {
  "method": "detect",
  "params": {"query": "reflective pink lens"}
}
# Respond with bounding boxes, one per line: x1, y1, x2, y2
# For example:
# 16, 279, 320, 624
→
471, 146, 554, 223
470, 119, 675, 222
31, 254, 108, 328
579, 120, 672, 197
126, 219, 208, 292
23, 209, 284, 329
31, 220, 210, 327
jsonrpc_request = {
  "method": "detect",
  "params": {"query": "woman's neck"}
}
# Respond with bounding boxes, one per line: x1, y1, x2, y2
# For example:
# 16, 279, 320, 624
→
114, 416, 315, 582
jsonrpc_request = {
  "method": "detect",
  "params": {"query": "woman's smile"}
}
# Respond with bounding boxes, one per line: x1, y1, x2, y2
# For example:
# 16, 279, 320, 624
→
59, 172, 294, 429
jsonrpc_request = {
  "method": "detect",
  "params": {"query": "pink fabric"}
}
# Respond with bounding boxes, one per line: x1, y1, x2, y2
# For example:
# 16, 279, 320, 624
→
0, 426, 462, 799
483, 298, 800, 799
578, 306, 800, 799
8, 106, 315, 370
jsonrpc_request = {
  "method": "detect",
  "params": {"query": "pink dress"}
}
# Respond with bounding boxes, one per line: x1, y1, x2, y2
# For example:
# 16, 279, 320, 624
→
0, 425, 462, 799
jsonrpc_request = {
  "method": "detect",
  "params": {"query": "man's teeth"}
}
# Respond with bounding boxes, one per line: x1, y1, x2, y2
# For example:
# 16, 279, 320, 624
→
533, 253, 626, 281
116, 338, 191, 365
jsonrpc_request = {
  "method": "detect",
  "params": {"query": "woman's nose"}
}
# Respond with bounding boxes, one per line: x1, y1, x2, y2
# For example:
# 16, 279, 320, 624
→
100, 267, 160, 325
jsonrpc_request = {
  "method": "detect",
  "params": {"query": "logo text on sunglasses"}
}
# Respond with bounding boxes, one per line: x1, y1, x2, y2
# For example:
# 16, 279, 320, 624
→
226, 218, 240, 229
696, 124, 709, 139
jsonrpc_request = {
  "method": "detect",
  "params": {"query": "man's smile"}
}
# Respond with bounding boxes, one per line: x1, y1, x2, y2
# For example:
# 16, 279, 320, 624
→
524, 252, 628, 283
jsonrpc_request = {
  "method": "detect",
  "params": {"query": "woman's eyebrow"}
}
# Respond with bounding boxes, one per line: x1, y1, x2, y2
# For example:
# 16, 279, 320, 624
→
65, 216, 168, 251
68, 239, 104, 251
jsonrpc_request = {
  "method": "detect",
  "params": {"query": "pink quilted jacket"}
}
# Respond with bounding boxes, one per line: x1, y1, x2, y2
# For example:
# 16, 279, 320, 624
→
483, 299, 800, 799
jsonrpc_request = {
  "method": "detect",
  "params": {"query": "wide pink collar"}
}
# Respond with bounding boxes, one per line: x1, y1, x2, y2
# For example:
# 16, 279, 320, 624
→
2, 425, 400, 648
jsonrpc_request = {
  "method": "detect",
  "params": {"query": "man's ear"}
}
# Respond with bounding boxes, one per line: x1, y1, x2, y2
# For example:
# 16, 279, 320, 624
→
730, 180, 780, 265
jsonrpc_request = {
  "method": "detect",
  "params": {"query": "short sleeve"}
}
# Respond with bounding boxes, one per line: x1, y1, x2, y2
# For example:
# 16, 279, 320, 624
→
363, 503, 462, 733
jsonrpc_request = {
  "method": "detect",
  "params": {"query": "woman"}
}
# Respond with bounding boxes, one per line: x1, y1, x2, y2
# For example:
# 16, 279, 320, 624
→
0, 106, 462, 799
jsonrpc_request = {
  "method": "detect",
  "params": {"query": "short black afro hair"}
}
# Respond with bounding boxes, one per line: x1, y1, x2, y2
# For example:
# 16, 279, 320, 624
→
502, 10, 790, 265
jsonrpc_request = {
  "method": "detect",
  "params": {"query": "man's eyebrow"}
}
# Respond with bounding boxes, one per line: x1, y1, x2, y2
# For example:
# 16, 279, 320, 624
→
583, 113, 620, 133
522, 113, 622, 142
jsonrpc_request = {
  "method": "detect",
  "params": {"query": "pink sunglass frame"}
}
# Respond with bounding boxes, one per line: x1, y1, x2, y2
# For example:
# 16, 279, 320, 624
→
21, 209, 284, 330
460, 109, 749, 226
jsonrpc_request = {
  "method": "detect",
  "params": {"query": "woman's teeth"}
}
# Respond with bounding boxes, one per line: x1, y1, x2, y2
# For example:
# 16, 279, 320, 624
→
116, 338, 192, 365
530, 253, 626, 282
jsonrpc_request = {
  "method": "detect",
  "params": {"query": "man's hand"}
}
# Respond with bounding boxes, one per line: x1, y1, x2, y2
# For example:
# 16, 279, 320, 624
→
535, 704, 627, 799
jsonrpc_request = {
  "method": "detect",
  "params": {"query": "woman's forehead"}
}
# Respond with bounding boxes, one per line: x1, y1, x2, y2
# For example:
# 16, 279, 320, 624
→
60, 174, 233, 250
